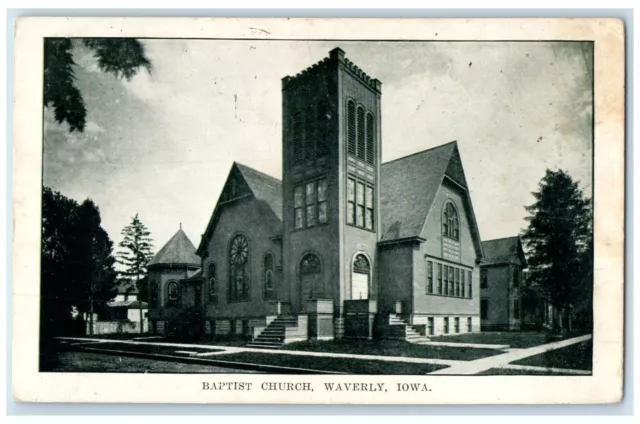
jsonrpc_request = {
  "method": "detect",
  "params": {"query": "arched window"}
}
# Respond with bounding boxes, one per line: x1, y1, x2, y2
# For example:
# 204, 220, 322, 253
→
352, 254, 371, 300
208, 263, 218, 304
167, 281, 180, 305
292, 111, 303, 164
228, 234, 250, 301
263, 253, 275, 300
316, 100, 329, 156
347, 100, 356, 156
356, 106, 365, 160
443, 202, 460, 241
300, 253, 321, 275
365, 113, 375, 164
304, 107, 315, 161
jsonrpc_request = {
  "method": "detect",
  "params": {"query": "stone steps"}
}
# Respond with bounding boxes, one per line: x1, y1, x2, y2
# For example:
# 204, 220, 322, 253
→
381, 314, 430, 344
248, 315, 306, 349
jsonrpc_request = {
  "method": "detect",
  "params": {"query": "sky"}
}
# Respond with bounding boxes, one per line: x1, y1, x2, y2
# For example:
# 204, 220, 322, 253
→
43, 40, 593, 256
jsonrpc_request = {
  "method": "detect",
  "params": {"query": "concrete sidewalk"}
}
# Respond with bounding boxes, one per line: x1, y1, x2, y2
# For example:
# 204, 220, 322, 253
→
427, 334, 592, 375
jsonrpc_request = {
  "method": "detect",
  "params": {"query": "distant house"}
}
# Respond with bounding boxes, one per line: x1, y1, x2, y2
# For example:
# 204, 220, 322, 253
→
480, 236, 527, 331
106, 280, 148, 323
114, 281, 138, 302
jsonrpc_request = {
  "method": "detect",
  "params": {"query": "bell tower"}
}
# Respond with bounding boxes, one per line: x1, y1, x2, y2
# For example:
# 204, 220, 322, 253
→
281, 48, 382, 333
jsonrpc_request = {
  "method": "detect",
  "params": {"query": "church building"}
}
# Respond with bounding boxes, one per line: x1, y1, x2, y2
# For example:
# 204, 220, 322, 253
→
148, 48, 485, 346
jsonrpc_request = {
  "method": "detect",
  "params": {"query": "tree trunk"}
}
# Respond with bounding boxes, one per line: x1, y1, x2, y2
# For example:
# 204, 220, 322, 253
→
89, 292, 94, 336
137, 274, 144, 334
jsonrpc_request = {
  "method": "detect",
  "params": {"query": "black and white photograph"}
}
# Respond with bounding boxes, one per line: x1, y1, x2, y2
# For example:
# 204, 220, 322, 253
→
12, 17, 625, 404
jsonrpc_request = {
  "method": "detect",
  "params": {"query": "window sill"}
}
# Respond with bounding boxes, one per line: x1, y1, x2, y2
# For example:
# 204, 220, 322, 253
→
425, 293, 473, 300
346, 223, 376, 233
292, 221, 330, 233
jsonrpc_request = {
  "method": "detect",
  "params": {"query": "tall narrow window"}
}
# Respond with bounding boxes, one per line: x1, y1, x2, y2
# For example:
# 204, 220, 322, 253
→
294, 185, 304, 229
304, 107, 315, 161
365, 186, 374, 230
263, 253, 275, 300
461, 270, 466, 298
167, 281, 179, 305
513, 267, 520, 287
428, 317, 435, 336
437, 264, 443, 294
347, 178, 356, 225
316, 100, 329, 156
208, 263, 218, 304
427, 261, 433, 294
468, 270, 473, 298
228, 234, 250, 301
347, 100, 356, 156
443, 265, 449, 296
443, 202, 460, 241
292, 111, 303, 164
444, 317, 450, 334
455, 317, 460, 333
306, 181, 317, 227
449, 266, 455, 295
356, 106, 365, 160
317, 178, 328, 224
455, 268, 460, 297
480, 268, 488, 288
365, 113, 374, 164
356, 182, 365, 227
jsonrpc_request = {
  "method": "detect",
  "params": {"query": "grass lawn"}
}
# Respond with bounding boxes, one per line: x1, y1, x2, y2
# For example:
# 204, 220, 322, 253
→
48, 351, 254, 373
83, 342, 224, 356
429, 331, 589, 348
83, 333, 159, 340
476, 368, 569, 376
211, 352, 447, 374
283, 339, 504, 361
511, 340, 593, 371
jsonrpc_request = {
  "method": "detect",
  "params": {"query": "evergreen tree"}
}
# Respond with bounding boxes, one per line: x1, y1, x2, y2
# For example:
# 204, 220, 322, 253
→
44, 38, 151, 133
116, 215, 154, 334
521, 169, 593, 332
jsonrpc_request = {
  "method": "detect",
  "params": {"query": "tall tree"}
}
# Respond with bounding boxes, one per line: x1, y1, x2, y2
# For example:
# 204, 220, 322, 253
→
521, 169, 593, 332
44, 38, 151, 133
117, 215, 154, 334
41, 187, 118, 368
76, 199, 118, 334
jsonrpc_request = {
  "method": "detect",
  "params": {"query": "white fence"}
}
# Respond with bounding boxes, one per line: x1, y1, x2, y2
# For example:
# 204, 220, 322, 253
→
86, 320, 149, 335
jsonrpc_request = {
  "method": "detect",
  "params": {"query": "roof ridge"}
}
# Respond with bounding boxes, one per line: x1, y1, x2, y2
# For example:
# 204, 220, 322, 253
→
382, 141, 457, 167
234, 161, 282, 184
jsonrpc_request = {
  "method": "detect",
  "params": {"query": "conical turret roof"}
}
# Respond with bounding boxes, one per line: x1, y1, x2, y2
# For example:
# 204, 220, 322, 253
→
148, 227, 200, 268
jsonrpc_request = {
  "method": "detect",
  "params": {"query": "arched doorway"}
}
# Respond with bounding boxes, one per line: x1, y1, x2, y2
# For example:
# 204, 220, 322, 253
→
300, 253, 322, 301
351, 254, 371, 300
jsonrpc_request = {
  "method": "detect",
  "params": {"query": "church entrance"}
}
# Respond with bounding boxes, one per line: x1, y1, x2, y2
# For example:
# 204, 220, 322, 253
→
351, 254, 371, 300
300, 253, 323, 301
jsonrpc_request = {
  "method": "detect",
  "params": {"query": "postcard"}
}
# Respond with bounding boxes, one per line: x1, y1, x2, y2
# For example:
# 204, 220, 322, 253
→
12, 17, 625, 404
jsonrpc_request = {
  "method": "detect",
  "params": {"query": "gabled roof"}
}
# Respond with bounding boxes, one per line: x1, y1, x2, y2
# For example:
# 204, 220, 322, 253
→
148, 228, 200, 268
196, 162, 283, 255
235, 163, 283, 221
481, 236, 527, 266
380, 142, 455, 242
380, 141, 484, 258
